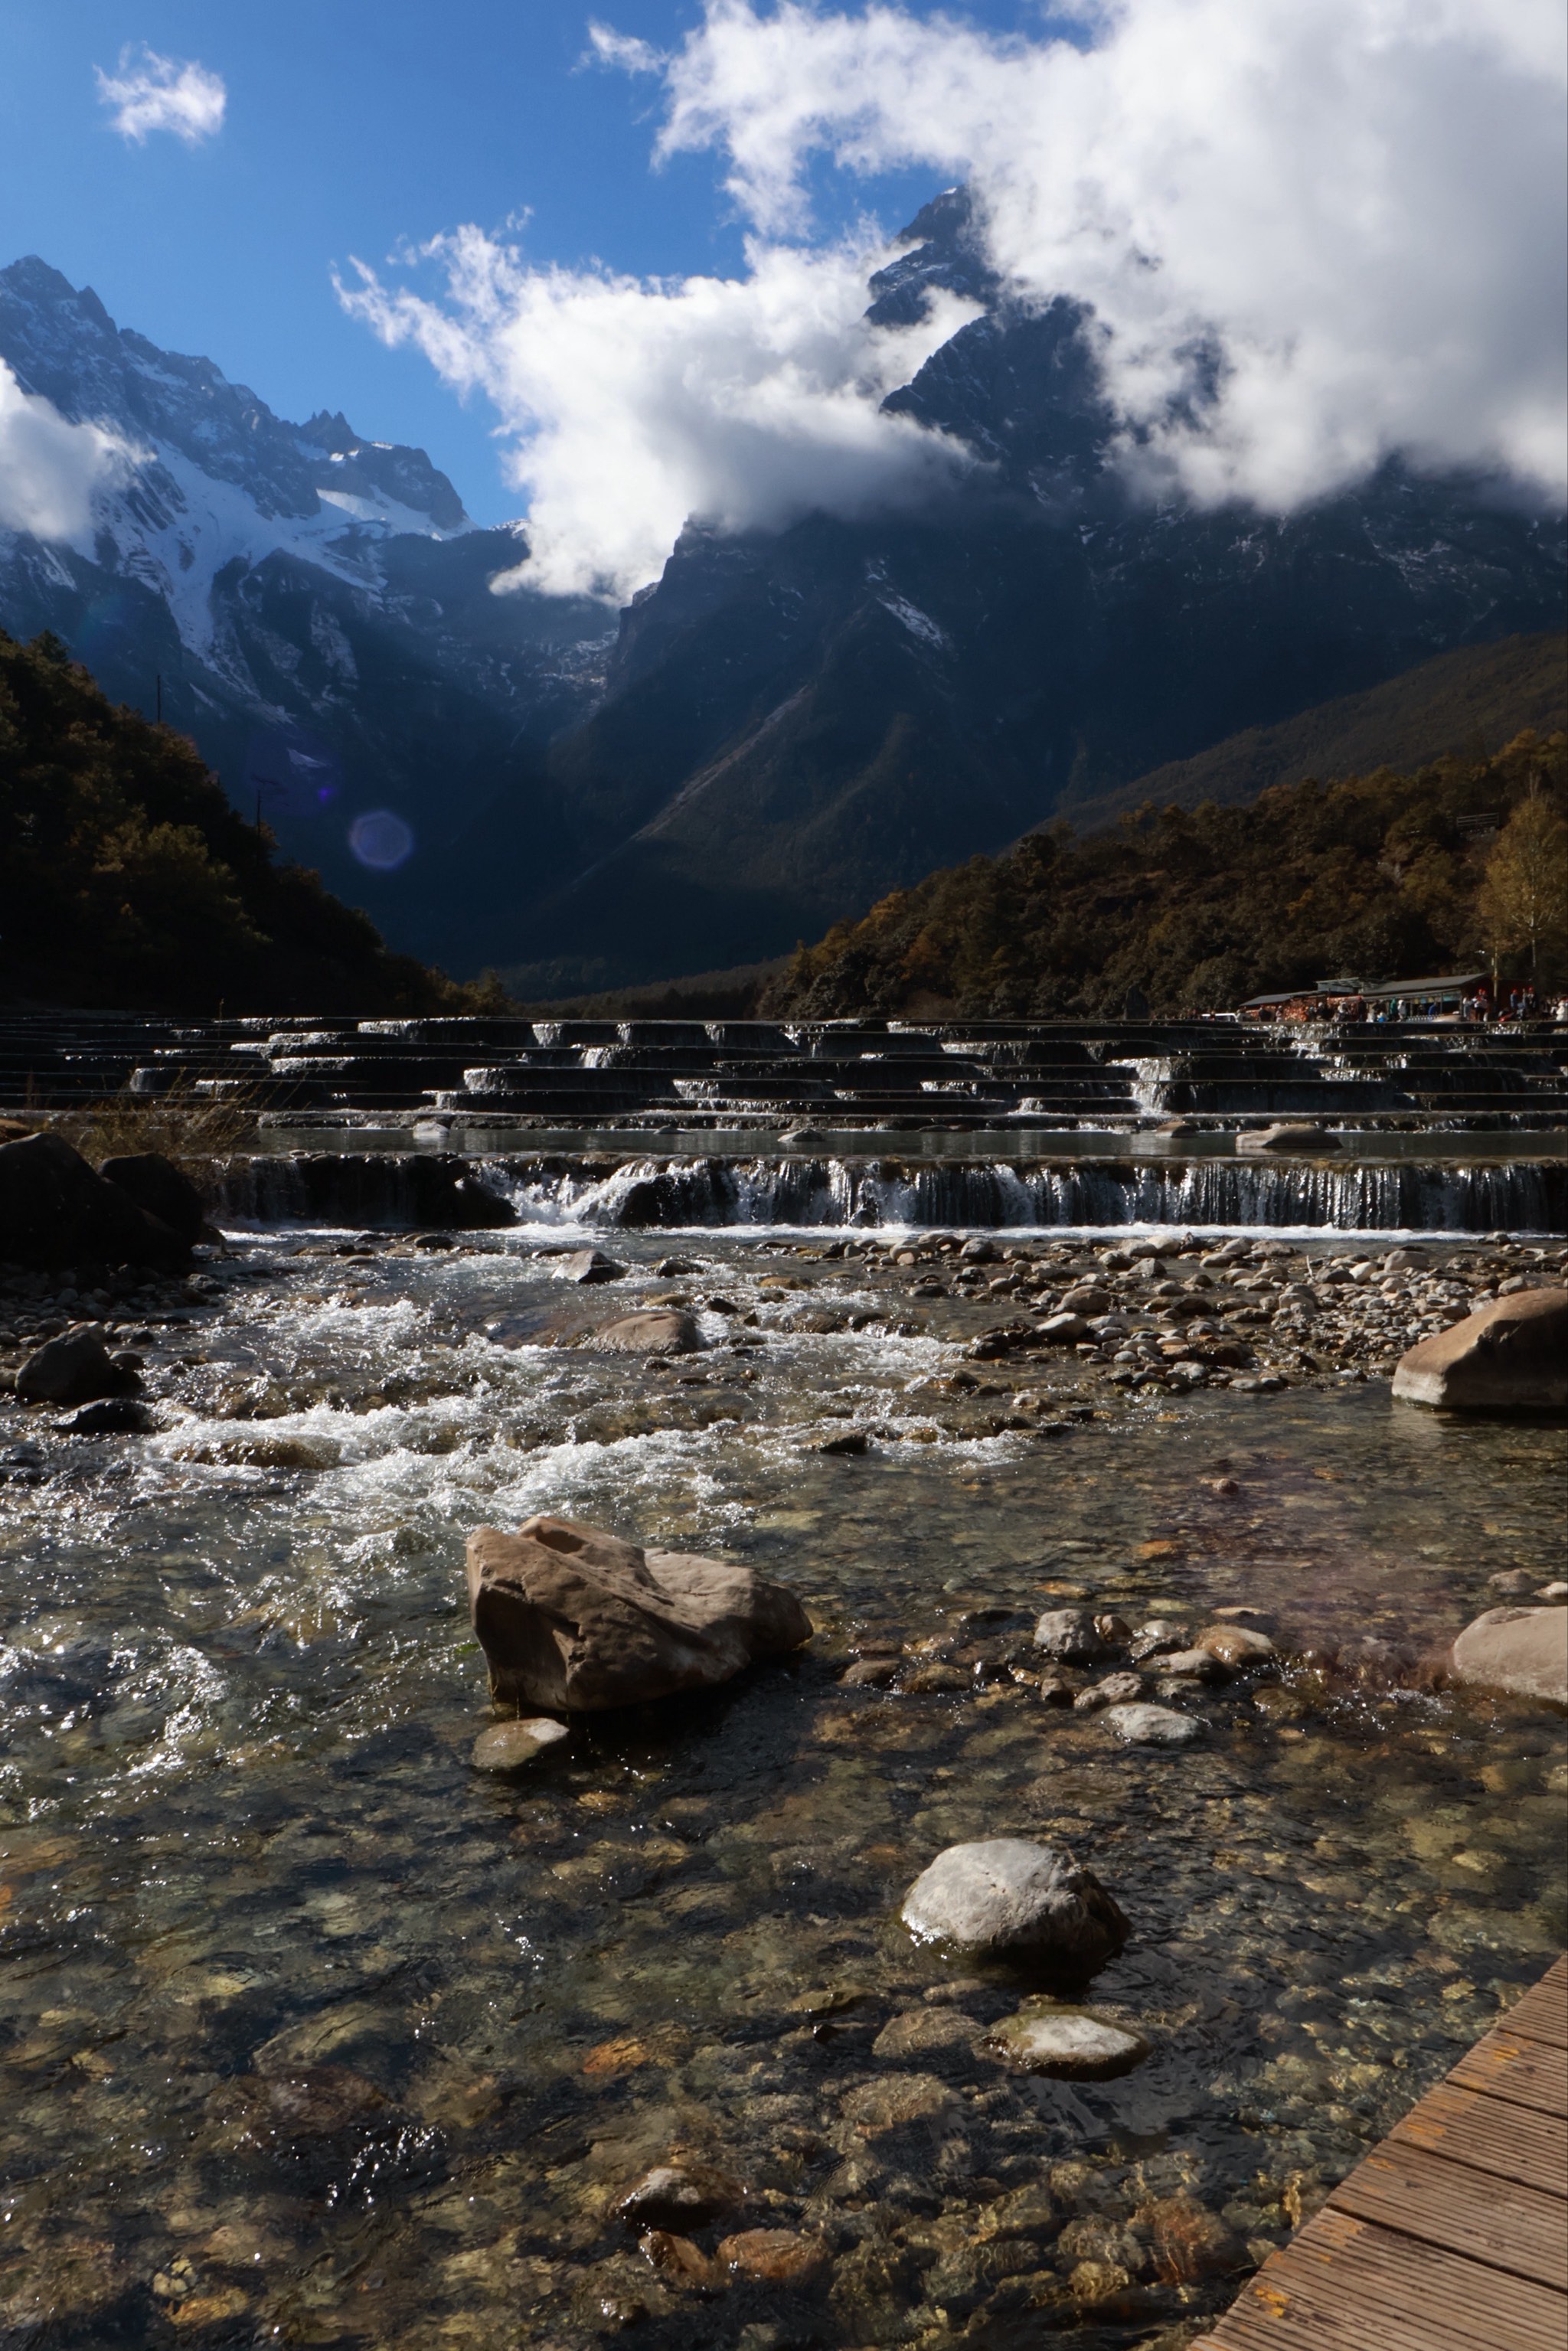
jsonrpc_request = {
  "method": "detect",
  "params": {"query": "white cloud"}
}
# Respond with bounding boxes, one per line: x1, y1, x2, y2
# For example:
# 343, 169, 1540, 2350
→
0, 361, 133, 540
342, 0, 1566, 598
337, 229, 978, 599
649, 0, 1567, 509
95, 44, 227, 145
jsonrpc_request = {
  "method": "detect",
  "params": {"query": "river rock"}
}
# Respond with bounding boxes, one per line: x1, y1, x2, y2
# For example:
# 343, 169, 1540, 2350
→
595, 1310, 702, 1356
872, 2006, 978, 2059
900, 1840, 1129, 1967
1199, 1623, 1276, 1667
0, 1131, 189, 1271
1073, 1672, 1145, 1713
618, 2162, 745, 2232
982, 2003, 1151, 2079
97, 1153, 207, 1247
1034, 1608, 1106, 1664
1391, 1288, 1568, 1411
17, 1328, 139, 1407
1157, 1647, 1227, 1682
842, 2073, 957, 2134
465, 1514, 812, 1711
1449, 1608, 1568, 1707
1236, 1124, 1344, 1154
1037, 1312, 1093, 1344
717, 2230, 827, 2284
60, 1396, 155, 1435
1129, 1620, 1191, 1661
469, 1718, 569, 1772
1102, 1702, 1204, 1745
1060, 1285, 1114, 1315
561, 1249, 625, 1285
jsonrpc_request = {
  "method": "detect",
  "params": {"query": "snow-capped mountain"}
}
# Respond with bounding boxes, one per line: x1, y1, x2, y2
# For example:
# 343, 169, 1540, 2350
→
2, 230, 1564, 991
0, 256, 610, 965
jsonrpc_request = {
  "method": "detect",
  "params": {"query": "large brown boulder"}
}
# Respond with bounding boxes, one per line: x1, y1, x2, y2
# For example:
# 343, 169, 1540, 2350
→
0, 1132, 189, 1270
17, 1327, 140, 1407
98, 1153, 207, 1246
1449, 1607, 1567, 1707
465, 1514, 812, 1711
1392, 1288, 1568, 1411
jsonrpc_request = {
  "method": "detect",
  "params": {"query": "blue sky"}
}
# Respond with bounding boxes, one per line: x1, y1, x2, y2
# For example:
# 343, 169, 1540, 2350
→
0, 0, 1031, 524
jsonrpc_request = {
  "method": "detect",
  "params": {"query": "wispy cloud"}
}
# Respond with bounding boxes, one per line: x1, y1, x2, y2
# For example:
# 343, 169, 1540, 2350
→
95, 44, 227, 145
0, 361, 136, 540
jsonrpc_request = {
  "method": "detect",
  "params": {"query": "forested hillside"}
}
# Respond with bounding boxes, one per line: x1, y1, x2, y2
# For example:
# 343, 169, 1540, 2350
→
1062, 631, 1567, 828
0, 631, 498, 1013
766, 730, 1568, 1020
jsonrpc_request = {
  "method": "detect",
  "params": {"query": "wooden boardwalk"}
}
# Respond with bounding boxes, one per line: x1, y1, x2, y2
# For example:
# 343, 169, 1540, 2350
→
1194, 1954, 1568, 2351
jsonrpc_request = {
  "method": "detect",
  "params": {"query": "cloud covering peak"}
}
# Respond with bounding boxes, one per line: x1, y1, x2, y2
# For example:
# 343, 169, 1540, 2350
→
342, 0, 1566, 599
0, 359, 135, 539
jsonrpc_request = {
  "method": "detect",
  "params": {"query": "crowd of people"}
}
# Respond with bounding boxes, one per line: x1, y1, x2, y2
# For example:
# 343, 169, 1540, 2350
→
1332, 981, 1548, 1024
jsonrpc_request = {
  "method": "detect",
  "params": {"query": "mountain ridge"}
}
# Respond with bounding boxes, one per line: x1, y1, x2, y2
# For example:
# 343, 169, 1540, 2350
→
2, 227, 1564, 990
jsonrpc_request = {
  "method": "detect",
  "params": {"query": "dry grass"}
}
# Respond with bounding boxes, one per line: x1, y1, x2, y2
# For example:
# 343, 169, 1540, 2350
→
45, 1078, 260, 1196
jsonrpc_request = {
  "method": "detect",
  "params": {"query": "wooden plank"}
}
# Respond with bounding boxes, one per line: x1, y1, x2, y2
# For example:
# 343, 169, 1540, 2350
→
1199, 1955, 1568, 2351
1328, 2137, 1568, 2288
1450, 2024, 1568, 2116
1194, 2208, 1566, 2351
1387, 2077, 1568, 2196
1500, 1958, 1568, 2050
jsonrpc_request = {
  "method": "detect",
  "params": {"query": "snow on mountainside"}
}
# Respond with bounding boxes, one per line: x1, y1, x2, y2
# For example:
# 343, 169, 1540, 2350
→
0, 256, 611, 969
1, 230, 1564, 993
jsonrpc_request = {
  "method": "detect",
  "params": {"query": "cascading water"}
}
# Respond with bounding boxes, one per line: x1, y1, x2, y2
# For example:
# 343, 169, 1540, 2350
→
217, 1151, 1567, 1233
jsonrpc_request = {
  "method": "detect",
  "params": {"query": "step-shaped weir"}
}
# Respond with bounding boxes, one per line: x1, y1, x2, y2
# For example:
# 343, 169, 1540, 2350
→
219, 1151, 1568, 1233
5, 1012, 1567, 1132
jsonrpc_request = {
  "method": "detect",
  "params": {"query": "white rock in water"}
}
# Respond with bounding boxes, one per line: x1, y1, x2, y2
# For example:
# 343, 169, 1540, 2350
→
470, 1717, 569, 1772
1102, 1703, 1204, 1746
984, 2004, 1151, 2078
900, 1839, 1128, 1966
1449, 1608, 1568, 1708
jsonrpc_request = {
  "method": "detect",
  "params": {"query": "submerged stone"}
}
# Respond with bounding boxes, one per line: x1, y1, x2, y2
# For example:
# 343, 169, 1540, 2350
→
1102, 1702, 1204, 1745
618, 2162, 745, 2232
470, 1717, 569, 1772
1236, 1124, 1344, 1154
983, 2003, 1151, 2079
842, 2072, 956, 2135
717, 2229, 826, 2284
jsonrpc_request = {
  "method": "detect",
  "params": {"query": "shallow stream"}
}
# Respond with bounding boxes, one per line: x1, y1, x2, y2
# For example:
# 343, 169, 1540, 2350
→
1, 1222, 1564, 2349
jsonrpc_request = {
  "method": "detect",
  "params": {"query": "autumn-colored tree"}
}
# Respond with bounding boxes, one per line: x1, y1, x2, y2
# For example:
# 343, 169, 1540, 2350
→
764, 728, 1568, 1020
1476, 787, 1568, 977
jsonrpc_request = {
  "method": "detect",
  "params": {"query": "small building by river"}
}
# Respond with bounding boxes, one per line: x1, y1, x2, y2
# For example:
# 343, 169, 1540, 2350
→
1241, 971, 1488, 1022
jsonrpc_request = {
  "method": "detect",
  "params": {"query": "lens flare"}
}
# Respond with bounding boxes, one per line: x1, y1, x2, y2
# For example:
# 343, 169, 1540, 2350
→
348, 810, 414, 870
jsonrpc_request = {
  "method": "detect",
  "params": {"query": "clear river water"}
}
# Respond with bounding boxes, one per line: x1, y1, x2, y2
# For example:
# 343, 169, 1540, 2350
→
1, 1217, 1563, 2350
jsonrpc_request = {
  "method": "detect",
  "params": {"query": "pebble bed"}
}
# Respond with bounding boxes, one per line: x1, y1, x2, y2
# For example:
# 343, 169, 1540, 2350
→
0, 1218, 1564, 2351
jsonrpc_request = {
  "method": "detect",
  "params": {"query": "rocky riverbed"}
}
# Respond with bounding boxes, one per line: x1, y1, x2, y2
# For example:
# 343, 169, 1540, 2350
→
0, 1215, 1563, 2349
